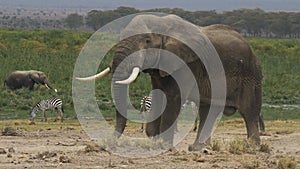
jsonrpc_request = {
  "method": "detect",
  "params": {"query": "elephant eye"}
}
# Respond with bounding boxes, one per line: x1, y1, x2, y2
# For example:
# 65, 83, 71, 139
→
145, 39, 151, 44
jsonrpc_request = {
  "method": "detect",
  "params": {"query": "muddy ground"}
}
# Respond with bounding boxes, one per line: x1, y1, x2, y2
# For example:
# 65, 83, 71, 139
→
0, 119, 299, 169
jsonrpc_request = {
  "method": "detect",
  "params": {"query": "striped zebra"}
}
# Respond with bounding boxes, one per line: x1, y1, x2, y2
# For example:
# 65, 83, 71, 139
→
30, 98, 64, 122
139, 96, 152, 131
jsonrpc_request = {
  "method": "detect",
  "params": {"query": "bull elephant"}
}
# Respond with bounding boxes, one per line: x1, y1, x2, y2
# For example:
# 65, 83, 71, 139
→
4, 70, 57, 92
76, 14, 263, 151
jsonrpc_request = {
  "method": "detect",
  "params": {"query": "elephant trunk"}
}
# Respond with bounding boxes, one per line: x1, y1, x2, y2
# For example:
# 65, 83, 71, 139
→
111, 41, 146, 137
112, 83, 128, 137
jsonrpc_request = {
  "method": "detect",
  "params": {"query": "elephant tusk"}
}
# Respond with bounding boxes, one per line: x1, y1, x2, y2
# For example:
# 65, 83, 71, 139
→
115, 67, 140, 84
45, 84, 50, 89
75, 67, 110, 81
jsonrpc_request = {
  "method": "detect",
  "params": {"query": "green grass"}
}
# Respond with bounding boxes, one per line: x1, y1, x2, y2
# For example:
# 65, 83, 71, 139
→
0, 29, 299, 121
248, 38, 300, 105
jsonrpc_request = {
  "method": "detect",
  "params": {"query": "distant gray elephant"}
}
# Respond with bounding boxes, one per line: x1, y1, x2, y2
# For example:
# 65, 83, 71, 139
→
76, 14, 263, 151
4, 70, 57, 92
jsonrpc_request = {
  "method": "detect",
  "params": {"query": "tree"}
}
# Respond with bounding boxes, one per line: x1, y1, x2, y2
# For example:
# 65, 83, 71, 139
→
65, 13, 83, 30
115, 6, 139, 16
86, 10, 120, 31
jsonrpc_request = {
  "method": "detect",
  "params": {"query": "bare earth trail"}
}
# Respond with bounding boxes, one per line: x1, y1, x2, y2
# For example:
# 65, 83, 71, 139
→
0, 120, 299, 169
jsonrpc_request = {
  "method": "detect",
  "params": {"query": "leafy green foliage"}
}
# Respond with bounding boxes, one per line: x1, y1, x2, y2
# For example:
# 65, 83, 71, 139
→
249, 38, 300, 105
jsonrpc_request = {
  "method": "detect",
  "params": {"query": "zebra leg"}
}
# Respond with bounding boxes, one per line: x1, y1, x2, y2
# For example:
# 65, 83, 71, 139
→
193, 118, 198, 132
54, 111, 58, 122
60, 107, 64, 122
192, 102, 198, 132
139, 111, 146, 132
174, 119, 179, 132
140, 123, 144, 132
43, 110, 47, 122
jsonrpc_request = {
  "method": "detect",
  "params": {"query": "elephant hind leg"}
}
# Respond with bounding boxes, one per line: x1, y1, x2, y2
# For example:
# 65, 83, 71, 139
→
243, 113, 260, 145
239, 85, 261, 145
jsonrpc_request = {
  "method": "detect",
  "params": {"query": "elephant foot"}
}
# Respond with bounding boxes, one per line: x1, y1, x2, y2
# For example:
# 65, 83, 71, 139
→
113, 130, 122, 138
188, 143, 211, 153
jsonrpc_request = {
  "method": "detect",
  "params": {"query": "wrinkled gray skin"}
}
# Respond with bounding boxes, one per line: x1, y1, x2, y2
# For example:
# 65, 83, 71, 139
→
4, 70, 56, 91
79, 15, 263, 151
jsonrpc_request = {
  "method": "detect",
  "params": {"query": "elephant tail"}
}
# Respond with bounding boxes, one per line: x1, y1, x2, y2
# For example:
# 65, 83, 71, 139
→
4, 79, 7, 87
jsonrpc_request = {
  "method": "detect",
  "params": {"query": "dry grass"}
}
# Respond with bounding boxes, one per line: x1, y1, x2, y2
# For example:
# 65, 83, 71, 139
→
0, 119, 82, 132
228, 138, 258, 155
265, 120, 300, 133
276, 156, 297, 169
211, 140, 221, 151
84, 142, 101, 153
241, 157, 263, 169
259, 141, 271, 153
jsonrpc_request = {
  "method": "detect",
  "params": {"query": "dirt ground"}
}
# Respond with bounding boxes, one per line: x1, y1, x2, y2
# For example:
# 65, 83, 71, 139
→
0, 119, 299, 169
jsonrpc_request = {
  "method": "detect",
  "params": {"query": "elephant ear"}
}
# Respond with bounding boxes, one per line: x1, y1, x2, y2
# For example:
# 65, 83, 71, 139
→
157, 36, 199, 77
29, 72, 40, 83
157, 15, 211, 77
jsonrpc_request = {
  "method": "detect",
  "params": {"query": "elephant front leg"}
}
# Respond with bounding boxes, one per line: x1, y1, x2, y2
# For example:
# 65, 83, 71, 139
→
145, 76, 166, 137
114, 109, 128, 138
145, 90, 163, 137
159, 95, 181, 146
29, 83, 35, 91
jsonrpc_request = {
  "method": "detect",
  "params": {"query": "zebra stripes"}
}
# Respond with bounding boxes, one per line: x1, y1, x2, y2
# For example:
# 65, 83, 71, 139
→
140, 96, 152, 113
139, 96, 152, 131
30, 98, 64, 122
